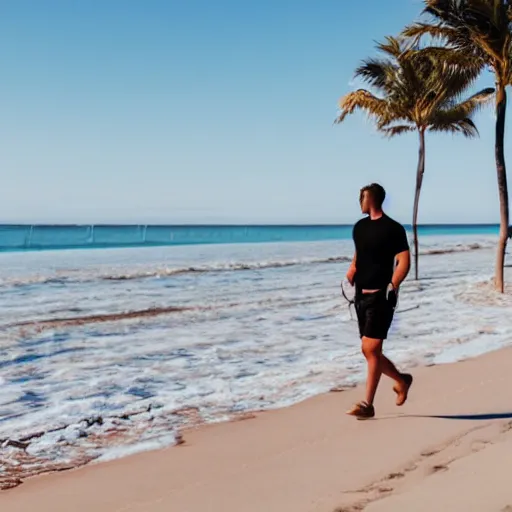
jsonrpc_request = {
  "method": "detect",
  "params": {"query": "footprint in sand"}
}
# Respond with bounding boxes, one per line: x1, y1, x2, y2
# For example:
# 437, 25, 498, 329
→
429, 464, 449, 474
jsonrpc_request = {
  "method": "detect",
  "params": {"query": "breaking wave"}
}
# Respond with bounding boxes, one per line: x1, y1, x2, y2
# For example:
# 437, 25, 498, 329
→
0, 242, 492, 290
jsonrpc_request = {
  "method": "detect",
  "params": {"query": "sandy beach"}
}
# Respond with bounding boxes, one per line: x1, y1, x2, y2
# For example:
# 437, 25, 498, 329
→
2, 342, 511, 511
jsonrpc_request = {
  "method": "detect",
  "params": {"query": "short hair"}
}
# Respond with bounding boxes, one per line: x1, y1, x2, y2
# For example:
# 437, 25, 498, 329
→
360, 183, 386, 208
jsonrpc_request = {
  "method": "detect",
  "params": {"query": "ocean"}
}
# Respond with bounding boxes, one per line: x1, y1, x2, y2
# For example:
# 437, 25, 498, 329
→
0, 223, 510, 488
0, 223, 500, 252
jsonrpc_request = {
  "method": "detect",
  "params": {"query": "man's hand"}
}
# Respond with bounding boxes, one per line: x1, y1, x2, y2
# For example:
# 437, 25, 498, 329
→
386, 282, 398, 308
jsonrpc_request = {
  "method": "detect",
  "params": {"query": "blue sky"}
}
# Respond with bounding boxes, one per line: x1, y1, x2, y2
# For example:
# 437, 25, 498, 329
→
0, 0, 506, 224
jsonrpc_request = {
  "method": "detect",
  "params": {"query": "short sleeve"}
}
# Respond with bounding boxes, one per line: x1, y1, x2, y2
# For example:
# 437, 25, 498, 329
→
393, 224, 409, 255
352, 221, 360, 246
352, 219, 363, 251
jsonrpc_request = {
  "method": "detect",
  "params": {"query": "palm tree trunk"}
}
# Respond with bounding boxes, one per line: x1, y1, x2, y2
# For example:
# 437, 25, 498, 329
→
412, 128, 426, 281
494, 83, 509, 293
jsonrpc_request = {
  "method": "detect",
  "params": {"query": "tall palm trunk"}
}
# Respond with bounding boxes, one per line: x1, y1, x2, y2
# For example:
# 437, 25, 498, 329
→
412, 128, 426, 281
494, 83, 510, 293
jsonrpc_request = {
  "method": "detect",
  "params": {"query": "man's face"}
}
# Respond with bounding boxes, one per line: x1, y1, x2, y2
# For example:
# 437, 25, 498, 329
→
360, 190, 372, 214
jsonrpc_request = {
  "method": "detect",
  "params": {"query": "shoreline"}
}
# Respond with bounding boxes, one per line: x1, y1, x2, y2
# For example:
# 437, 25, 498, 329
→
3, 343, 512, 511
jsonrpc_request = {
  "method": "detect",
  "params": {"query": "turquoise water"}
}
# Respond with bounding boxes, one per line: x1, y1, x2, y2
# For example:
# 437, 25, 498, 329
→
0, 223, 499, 252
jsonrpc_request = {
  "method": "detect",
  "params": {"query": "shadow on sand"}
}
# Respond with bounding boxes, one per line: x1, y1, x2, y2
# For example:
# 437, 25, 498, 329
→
378, 412, 512, 421
421, 412, 512, 421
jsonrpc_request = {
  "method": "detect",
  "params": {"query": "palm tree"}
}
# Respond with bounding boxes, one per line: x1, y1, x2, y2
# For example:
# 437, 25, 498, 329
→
403, 0, 511, 292
335, 36, 494, 280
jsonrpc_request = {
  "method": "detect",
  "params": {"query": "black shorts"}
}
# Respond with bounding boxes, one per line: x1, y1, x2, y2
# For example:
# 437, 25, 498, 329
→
355, 289, 396, 340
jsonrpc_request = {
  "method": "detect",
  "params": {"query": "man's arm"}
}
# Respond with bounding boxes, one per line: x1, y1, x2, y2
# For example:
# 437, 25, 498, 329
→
346, 252, 357, 285
346, 224, 358, 286
391, 250, 410, 289
390, 223, 410, 290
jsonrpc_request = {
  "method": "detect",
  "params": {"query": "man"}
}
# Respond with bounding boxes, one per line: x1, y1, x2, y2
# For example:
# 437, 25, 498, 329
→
345, 183, 412, 419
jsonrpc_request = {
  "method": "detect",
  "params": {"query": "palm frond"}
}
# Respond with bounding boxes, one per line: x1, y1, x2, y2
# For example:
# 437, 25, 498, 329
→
423, 0, 466, 28
449, 86, 495, 115
402, 23, 463, 46
380, 124, 416, 137
429, 117, 479, 137
417, 48, 485, 114
354, 59, 398, 93
375, 36, 405, 58
406, 0, 510, 73
335, 89, 389, 124
419, 46, 484, 71
428, 87, 494, 134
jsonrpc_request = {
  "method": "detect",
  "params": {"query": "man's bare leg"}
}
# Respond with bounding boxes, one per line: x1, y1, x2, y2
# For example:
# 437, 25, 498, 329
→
380, 353, 403, 384
362, 337, 407, 405
361, 336, 384, 405
381, 352, 413, 405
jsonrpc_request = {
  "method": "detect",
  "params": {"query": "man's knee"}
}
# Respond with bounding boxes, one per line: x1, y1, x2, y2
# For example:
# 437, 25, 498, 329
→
361, 336, 383, 359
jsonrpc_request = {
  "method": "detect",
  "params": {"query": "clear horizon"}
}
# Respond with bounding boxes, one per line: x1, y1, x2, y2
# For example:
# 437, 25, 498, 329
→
0, 1, 509, 225
0, 221, 501, 227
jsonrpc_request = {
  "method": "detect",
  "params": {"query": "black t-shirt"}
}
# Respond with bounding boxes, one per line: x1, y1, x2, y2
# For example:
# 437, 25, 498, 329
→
352, 214, 409, 290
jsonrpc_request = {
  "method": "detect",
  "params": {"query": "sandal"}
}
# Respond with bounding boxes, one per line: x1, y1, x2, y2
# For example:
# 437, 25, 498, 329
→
346, 401, 375, 419
393, 373, 413, 406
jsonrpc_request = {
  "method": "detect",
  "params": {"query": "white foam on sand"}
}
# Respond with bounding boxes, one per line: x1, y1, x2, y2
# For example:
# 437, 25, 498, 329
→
93, 433, 178, 464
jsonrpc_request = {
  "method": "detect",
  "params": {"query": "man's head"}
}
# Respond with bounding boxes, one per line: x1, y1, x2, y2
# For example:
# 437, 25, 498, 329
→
359, 183, 386, 214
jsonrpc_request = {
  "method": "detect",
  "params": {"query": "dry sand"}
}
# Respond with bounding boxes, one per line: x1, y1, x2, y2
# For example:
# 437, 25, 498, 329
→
2, 345, 512, 512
